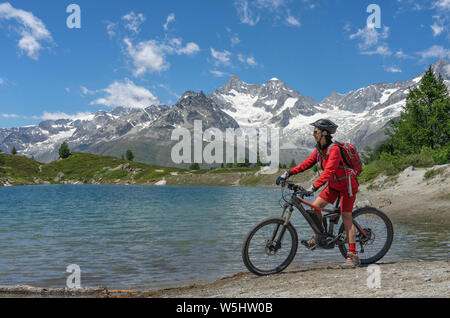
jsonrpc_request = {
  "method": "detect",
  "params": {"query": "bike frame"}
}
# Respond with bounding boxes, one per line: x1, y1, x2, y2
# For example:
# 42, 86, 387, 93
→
280, 191, 368, 238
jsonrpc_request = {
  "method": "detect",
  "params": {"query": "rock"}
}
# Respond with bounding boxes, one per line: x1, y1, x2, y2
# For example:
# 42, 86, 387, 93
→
170, 172, 178, 176
155, 169, 164, 173
355, 200, 371, 208
372, 175, 387, 186
43, 181, 51, 185
403, 166, 415, 177
155, 179, 167, 186
34, 178, 43, 184
54, 172, 65, 182
111, 163, 131, 172
378, 198, 392, 208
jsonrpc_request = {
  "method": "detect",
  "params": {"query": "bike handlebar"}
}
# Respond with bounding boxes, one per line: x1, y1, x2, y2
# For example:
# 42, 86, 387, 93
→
280, 181, 313, 199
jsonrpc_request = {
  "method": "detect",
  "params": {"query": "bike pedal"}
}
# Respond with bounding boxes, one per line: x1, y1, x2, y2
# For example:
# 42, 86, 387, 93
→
301, 241, 317, 251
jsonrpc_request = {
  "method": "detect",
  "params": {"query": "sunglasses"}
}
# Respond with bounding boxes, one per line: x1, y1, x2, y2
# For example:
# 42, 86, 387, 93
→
313, 130, 321, 135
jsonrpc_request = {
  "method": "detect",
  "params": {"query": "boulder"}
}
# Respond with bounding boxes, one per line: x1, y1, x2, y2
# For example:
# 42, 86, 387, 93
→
54, 172, 65, 182
155, 179, 167, 186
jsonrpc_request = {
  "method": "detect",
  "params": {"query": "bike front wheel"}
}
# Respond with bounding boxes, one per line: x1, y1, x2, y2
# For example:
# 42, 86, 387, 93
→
338, 207, 394, 265
242, 217, 298, 276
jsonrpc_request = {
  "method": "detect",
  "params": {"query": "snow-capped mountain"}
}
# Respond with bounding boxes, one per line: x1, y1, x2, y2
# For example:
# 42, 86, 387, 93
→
210, 75, 317, 128
1, 58, 449, 166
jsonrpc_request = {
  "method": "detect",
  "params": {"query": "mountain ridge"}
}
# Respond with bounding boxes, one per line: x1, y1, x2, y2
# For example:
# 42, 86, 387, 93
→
1, 58, 449, 165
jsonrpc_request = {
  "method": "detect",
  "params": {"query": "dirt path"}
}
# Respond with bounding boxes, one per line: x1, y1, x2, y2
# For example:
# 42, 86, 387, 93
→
117, 260, 449, 298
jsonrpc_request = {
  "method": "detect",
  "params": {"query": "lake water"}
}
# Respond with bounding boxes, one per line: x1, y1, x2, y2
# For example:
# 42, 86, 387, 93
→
0, 185, 448, 290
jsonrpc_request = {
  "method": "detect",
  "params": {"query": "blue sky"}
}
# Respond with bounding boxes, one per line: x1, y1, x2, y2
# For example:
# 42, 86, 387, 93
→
0, 0, 449, 128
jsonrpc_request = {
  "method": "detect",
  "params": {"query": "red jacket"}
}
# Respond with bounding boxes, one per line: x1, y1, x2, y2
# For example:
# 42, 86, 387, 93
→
290, 144, 358, 193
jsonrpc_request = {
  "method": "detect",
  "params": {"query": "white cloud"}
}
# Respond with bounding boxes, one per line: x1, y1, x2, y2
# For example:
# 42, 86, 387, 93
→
444, 64, 450, 76
418, 45, 450, 61
246, 56, 257, 66
238, 53, 257, 66
285, 14, 300, 27
395, 49, 414, 59
124, 37, 200, 76
433, 0, 450, 11
235, 0, 260, 26
210, 70, 228, 77
124, 38, 169, 76
255, 0, 285, 11
231, 34, 241, 46
1, 113, 19, 118
38, 111, 94, 121
361, 45, 392, 56
164, 13, 175, 31
80, 86, 97, 95
343, 22, 351, 32
0, 2, 53, 60
175, 42, 200, 55
350, 25, 389, 50
431, 21, 444, 36
211, 48, 232, 66
349, 25, 392, 56
65, 88, 70, 93
384, 66, 402, 73
91, 78, 160, 109
106, 21, 118, 38
0, 77, 4, 85
122, 11, 145, 34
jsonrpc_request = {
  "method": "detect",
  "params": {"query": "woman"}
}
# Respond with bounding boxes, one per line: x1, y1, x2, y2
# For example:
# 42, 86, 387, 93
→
277, 119, 360, 268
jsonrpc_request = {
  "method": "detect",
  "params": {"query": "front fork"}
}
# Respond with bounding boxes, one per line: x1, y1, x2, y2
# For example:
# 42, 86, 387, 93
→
268, 204, 294, 251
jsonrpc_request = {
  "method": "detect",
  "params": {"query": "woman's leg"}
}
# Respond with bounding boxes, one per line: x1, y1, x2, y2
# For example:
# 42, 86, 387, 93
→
311, 196, 329, 223
341, 212, 356, 248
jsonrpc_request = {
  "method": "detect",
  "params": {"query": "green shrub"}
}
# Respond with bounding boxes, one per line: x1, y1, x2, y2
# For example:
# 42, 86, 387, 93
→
399, 153, 434, 169
126, 150, 134, 161
375, 158, 398, 176
58, 142, 71, 159
359, 164, 382, 183
424, 167, 445, 180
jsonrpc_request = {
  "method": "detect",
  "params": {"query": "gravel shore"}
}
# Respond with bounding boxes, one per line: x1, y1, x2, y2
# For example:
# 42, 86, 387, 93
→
117, 260, 449, 298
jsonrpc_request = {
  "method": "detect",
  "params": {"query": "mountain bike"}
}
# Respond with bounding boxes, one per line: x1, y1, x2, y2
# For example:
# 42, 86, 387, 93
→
242, 181, 394, 276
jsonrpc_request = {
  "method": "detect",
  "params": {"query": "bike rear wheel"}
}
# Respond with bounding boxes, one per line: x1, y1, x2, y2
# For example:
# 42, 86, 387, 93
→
242, 217, 298, 276
338, 207, 394, 264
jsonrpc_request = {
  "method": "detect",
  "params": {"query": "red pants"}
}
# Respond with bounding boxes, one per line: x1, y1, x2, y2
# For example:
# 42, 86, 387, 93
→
319, 185, 357, 213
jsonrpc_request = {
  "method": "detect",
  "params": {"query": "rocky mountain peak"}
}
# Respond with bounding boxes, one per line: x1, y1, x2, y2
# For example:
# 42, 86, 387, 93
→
432, 57, 450, 79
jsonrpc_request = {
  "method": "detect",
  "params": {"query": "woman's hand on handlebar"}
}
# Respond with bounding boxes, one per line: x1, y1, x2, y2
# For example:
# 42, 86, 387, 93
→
276, 170, 292, 185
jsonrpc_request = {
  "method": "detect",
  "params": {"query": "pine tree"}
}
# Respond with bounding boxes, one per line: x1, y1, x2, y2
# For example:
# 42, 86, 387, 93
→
126, 149, 134, 161
11, 146, 17, 155
189, 163, 200, 170
289, 159, 296, 168
388, 66, 450, 155
58, 142, 71, 159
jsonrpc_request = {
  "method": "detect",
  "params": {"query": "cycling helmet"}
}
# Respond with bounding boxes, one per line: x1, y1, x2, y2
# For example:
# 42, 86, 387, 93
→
310, 119, 338, 134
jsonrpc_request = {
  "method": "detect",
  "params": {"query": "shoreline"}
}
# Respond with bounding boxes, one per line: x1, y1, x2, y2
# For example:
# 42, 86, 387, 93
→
113, 260, 449, 298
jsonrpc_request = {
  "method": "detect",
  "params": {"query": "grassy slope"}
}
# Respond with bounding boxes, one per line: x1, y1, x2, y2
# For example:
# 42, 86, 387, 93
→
0, 152, 317, 187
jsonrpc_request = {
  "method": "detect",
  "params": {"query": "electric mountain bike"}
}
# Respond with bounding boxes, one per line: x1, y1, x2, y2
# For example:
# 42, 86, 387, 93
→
242, 181, 394, 276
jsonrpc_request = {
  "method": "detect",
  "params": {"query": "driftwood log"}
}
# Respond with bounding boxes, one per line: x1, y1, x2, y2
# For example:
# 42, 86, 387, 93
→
0, 285, 108, 297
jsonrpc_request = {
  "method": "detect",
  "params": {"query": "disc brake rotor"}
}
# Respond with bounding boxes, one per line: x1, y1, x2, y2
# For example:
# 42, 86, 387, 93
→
265, 240, 280, 256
